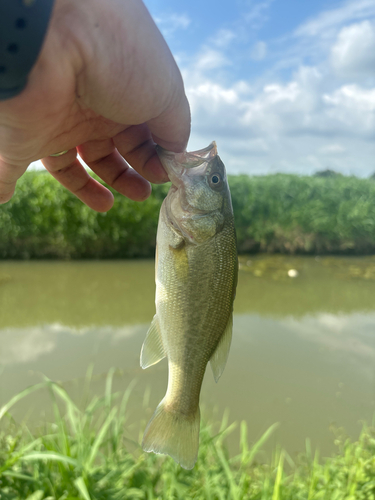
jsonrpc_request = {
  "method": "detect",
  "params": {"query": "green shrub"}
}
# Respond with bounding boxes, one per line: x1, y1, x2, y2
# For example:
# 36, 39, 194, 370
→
0, 172, 168, 259
230, 174, 375, 254
1, 171, 375, 258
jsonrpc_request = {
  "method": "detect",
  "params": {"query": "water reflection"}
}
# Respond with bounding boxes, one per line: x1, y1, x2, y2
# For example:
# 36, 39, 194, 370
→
285, 312, 375, 362
1, 256, 375, 456
0, 323, 147, 366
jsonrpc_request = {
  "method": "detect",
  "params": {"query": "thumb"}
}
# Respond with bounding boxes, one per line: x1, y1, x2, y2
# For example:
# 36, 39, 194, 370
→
148, 83, 191, 153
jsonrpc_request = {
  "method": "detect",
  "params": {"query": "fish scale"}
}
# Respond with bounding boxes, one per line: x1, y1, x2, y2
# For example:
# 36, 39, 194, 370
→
140, 142, 238, 469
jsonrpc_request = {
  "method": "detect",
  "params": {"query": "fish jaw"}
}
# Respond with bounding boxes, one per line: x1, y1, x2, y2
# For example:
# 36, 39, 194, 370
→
156, 142, 217, 185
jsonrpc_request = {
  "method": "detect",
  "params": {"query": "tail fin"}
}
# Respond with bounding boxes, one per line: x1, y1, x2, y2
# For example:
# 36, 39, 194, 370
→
142, 398, 200, 470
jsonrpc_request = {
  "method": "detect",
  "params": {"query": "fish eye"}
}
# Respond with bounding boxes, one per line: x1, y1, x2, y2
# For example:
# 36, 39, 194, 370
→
209, 173, 222, 187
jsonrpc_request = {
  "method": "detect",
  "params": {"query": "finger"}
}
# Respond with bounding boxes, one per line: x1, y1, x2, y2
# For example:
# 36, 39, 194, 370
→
0, 159, 27, 204
42, 148, 114, 212
78, 139, 152, 201
113, 124, 169, 184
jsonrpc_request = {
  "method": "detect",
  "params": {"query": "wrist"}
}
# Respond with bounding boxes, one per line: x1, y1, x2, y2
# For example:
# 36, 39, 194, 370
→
0, 0, 55, 100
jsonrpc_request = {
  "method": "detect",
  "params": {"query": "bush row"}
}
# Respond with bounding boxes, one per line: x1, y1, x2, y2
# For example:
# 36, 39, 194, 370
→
1, 171, 375, 258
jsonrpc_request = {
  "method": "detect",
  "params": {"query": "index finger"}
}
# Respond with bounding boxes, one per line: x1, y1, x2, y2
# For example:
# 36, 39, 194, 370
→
0, 159, 27, 203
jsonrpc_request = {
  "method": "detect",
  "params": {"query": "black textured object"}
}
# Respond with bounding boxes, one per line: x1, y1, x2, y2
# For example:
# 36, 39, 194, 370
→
0, 0, 55, 100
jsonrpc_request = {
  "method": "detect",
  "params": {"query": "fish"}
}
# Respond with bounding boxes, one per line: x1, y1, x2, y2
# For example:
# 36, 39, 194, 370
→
140, 142, 238, 469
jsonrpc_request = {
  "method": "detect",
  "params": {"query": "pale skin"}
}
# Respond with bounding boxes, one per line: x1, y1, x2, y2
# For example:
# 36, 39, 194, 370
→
0, 0, 190, 212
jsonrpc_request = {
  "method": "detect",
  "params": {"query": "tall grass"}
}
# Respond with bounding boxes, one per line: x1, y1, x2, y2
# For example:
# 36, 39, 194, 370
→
1, 373, 375, 499
230, 174, 375, 254
1, 171, 375, 258
0, 172, 168, 259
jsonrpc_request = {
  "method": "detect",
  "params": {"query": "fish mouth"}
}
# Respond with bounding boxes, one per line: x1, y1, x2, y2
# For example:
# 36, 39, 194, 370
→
158, 142, 219, 223
156, 141, 218, 180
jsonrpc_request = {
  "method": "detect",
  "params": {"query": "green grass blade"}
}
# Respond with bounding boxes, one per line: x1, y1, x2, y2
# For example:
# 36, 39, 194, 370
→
51, 382, 81, 434
83, 363, 94, 403
74, 476, 92, 500
105, 367, 116, 409
215, 445, 239, 500
22, 451, 79, 467
0, 382, 48, 421
240, 420, 249, 460
2, 470, 36, 481
245, 423, 280, 466
25, 491, 44, 500
118, 379, 137, 423
86, 407, 117, 470
272, 451, 285, 500
18, 437, 43, 454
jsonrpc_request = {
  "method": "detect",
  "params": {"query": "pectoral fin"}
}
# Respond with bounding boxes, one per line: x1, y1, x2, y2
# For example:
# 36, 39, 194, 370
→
210, 313, 233, 383
141, 315, 166, 369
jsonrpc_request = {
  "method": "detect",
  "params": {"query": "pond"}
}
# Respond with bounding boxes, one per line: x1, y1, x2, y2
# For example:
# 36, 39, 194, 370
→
1, 255, 375, 458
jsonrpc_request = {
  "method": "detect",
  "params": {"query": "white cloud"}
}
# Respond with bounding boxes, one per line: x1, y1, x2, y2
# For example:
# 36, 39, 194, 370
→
239, 66, 325, 136
243, 138, 269, 153
331, 84, 375, 108
244, 0, 274, 29
319, 143, 346, 155
184, 56, 375, 176
323, 85, 375, 137
194, 48, 231, 71
295, 0, 375, 38
323, 84, 375, 110
186, 80, 245, 143
272, 0, 375, 75
210, 29, 237, 48
250, 41, 267, 60
153, 13, 191, 37
189, 82, 239, 106
331, 21, 375, 77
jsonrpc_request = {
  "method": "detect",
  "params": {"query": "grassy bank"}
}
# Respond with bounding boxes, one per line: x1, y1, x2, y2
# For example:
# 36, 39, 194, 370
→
1, 377, 375, 499
1, 171, 375, 258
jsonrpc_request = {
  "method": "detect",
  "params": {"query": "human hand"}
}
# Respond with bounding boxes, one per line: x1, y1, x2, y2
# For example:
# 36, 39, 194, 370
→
0, 0, 190, 211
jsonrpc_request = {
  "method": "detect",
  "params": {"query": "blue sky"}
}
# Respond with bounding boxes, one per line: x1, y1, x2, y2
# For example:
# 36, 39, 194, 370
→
144, 0, 375, 176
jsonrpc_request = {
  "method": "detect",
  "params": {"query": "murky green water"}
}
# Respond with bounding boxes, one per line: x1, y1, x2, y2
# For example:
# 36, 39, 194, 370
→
1, 255, 375, 458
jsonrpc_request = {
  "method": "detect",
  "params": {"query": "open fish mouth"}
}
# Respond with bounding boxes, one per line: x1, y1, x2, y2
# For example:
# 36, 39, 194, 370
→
156, 142, 218, 179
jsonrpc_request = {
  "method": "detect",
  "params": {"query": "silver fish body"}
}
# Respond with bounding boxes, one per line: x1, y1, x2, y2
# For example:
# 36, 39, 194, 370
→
141, 142, 238, 469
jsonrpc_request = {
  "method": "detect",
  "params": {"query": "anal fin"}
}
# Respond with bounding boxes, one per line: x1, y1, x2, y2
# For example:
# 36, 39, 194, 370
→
210, 313, 233, 383
141, 315, 166, 369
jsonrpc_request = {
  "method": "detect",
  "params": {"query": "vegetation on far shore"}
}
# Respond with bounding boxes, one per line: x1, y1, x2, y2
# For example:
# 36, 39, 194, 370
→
1, 375, 375, 500
1, 171, 375, 259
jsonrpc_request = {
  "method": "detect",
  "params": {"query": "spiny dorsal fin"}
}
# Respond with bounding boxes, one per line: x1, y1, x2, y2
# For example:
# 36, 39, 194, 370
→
140, 315, 166, 369
210, 313, 233, 382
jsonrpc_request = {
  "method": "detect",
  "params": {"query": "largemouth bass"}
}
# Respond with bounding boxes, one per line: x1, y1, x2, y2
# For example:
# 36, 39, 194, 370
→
141, 142, 238, 469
